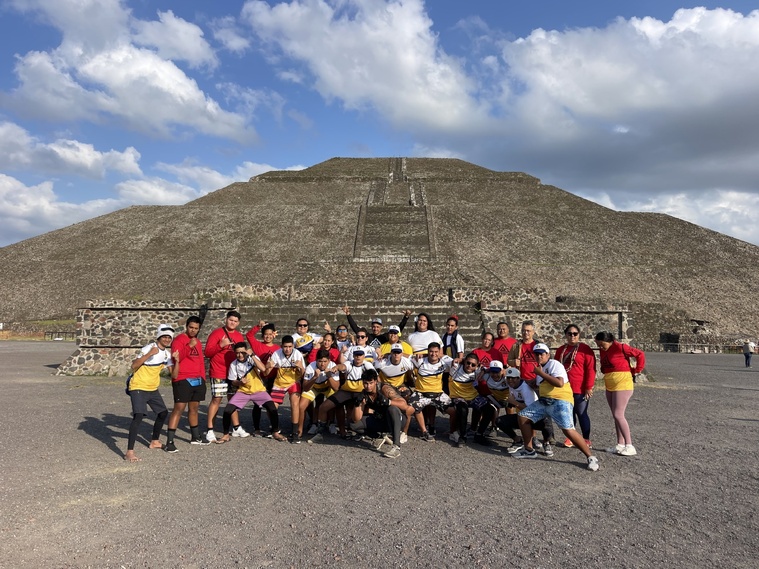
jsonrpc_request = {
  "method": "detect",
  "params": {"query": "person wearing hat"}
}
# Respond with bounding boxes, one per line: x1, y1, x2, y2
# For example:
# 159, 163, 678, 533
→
512, 343, 600, 471
309, 346, 375, 441
341, 305, 412, 349
378, 325, 413, 357
124, 324, 177, 462
498, 367, 552, 455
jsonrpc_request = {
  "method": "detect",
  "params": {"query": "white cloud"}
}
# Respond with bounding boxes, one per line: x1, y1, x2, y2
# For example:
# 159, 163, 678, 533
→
241, 0, 490, 133
0, 121, 141, 178
132, 9, 219, 69
115, 177, 202, 205
0, 173, 121, 245
583, 188, 759, 246
3, 0, 255, 143
211, 16, 252, 53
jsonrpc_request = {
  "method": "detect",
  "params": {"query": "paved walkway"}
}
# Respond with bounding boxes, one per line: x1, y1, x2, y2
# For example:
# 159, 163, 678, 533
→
1, 341, 757, 568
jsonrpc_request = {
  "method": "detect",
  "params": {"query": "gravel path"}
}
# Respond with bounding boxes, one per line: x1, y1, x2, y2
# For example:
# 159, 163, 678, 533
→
1, 341, 757, 568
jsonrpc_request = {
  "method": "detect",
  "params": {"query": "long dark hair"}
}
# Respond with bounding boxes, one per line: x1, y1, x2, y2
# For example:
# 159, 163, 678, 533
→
594, 330, 615, 343
414, 312, 436, 332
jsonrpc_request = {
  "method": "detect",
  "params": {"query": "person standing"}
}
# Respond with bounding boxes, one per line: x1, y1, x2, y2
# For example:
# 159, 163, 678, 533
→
124, 324, 176, 462
204, 310, 248, 442
554, 324, 597, 448
507, 320, 539, 383
493, 322, 516, 363
743, 340, 756, 368
594, 331, 645, 457
165, 316, 210, 452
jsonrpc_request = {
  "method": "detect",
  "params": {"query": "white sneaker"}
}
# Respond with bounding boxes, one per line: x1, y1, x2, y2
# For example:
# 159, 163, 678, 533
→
205, 430, 218, 443
606, 443, 625, 454
587, 456, 600, 471
307, 424, 318, 435
232, 426, 250, 438
619, 444, 637, 456
449, 431, 461, 443
328, 424, 338, 435
399, 433, 408, 444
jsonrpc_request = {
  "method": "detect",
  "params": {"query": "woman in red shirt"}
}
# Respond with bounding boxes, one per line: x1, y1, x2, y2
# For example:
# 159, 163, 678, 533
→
594, 331, 645, 457
555, 324, 596, 448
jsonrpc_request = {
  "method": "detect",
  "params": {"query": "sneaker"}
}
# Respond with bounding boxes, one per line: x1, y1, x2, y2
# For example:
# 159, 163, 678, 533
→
587, 455, 600, 471
205, 430, 218, 443
289, 433, 302, 445
308, 429, 325, 444
619, 444, 637, 456
232, 426, 250, 438
606, 444, 625, 454
543, 442, 554, 457
307, 424, 318, 436
506, 441, 524, 454
190, 438, 211, 446
449, 431, 461, 444
561, 437, 574, 448
399, 433, 408, 444
474, 434, 493, 447
383, 445, 401, 459
456, 438, 466, 448
421, 431, 435, 442
372, 435, 393, 450
164, 441, 178, 453
533, 438, 544, 453
485, 426, 494, 436
513, 447, 538, 459
271, 431, 287, 442
328, 424, 338, 435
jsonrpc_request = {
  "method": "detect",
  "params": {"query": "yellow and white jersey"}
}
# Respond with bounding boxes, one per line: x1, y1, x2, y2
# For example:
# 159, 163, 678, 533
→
412, 355, 452, 393
378, 341, 413, 357
342, 361, 375, 393
270, 349, 304, 389
228, 357, 266, 394
448, 364, 478, 401
130, 343, 173, 392
304, 361, 339, 392
374, 355, 414, 388
537, 359, 573, 403
485, 372, 510, 402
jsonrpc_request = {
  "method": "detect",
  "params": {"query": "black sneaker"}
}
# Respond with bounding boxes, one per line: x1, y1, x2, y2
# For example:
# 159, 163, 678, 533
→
473, 434, 493, 447
164, 441, 179, 453
190, 438, 211, 446
506, 440, 524, 454
421, 431, 435, 442
289, 433, 302, 444
308, 428, 325, 444
513, 447, 538, 459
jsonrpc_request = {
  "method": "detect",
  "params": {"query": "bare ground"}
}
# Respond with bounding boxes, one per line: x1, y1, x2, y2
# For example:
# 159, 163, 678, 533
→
0, 341, 757, 568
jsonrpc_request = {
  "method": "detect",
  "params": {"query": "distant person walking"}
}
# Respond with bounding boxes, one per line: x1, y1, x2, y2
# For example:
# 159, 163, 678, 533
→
743, 340, 756, 368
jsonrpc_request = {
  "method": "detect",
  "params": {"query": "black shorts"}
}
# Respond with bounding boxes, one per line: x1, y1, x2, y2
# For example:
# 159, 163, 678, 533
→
328, 390, 365, 407
172, 378, 207, 403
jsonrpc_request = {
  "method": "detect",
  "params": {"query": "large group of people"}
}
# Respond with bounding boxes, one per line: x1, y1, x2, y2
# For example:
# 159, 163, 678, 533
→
124, 308, 646, 472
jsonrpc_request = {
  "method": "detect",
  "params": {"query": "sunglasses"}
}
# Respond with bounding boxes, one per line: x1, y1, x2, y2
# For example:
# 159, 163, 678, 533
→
337, 328, 347, 332
357, 335, 367, 339
297, 323, 308, 328
566, 331, 579, 336
235, 351, 247, 355
464, 361, 478, 367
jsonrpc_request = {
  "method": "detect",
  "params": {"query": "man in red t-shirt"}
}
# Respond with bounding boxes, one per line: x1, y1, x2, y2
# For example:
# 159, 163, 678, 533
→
507, 320, 539, 383
204, 310, 246, 443
493, 322, 517, 364
473, 331, 501, 368
165, 316, 210, 451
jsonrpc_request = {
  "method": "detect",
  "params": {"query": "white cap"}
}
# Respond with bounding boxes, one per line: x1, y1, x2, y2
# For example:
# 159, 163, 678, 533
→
505, 367, 521, 378
155, 324, 175, 339
533, 343, 550, 354
390, 343, 404, 353
489, 360, 504, 371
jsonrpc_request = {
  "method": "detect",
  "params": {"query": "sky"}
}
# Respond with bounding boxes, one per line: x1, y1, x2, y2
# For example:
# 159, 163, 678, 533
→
1, 0, 759, 247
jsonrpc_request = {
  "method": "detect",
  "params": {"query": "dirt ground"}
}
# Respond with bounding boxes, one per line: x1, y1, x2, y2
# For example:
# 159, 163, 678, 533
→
0, 341, 757, 569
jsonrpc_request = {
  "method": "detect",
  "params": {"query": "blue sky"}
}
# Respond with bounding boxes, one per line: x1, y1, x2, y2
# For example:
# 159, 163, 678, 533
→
2, 0, 759, 246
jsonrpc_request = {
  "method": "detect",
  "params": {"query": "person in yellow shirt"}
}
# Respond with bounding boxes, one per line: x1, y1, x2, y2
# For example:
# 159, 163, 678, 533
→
124, 324, 177, 463
512, 343, 599, 472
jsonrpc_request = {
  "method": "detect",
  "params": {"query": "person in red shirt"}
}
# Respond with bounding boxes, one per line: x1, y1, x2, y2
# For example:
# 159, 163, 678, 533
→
555, 324, 597, 449
507, 320, 539, 383
473, 331, 501, 368
204, 310, 246, 443
164, 316, 210, 451
493, 322, 516, 363
308, 332, 340, 364
594, 330, 646, 457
